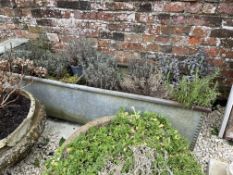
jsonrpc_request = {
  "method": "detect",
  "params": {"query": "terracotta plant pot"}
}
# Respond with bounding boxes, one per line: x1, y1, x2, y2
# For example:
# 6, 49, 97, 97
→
0, 90, 46, 172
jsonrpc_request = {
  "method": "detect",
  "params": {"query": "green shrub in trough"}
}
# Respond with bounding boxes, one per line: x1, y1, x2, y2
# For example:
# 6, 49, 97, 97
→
44, 111, 203, 175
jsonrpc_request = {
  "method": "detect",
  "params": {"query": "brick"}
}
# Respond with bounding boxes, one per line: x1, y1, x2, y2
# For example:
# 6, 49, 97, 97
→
31, 8, 62, 18
202, 3, 217, 14
185, 3, 202, 14
105, 2, 134, 11
113, 51, 140, 64
180, 0, 198, 1
137, 2, 152, 12
171, 36, 188, 46
203, 16, 222, 27
133, 24, 146, 33
143, 34, 155, 43
204, 47, 219, 58
164, 2, 185, 13
221, 39, 233, 48
113, 32, 124, 41
152, 2, 165, 12
125, 33, 143, 43
172, 46, 197, 56
115, 13, 135, 22
97, 12, 114, 21
100, 31, 111, 39
218, 3, 233, 15
0, 0, 12, 7
188, 16, 222, 27
171, 26, 190, 36
155, 36, 170, 44
201, 37, 218, 46
136, 13, 149, 23
210, 29, 233, 38
74, 11, 97, 20
108, 23, 128, 32
190, 26, 208, 37
157, 13, 170, 25
57, 1, 91, 10
222, 18, 233, 27
220, 49, 233, 59
171, 15, 186, 25
36, 19, 54, 26
205, 0, 219, 2
160, 25, 171, 35
188, 37, 201, 46
160, 45, 172, 53
98, 39, 110, 48
122, 43, 145, 52
28, 25, 43, 33
99, 31, 124, 41
146, 43, 159, 52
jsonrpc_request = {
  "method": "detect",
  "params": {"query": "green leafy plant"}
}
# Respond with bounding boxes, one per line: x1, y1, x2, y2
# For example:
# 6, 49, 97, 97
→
44, 111, 204, 175
168, 73, 219, 107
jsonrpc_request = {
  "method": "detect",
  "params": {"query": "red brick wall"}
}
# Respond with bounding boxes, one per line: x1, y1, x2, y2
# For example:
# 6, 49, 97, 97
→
0, 0, 233, 98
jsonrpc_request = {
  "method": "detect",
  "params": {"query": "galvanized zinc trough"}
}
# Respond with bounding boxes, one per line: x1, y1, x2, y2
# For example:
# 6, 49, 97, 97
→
23, 76, 210, 149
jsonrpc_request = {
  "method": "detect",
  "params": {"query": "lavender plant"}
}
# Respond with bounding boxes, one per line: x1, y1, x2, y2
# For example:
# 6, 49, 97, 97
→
121, 58, 164, 97
84, 52, 121, 90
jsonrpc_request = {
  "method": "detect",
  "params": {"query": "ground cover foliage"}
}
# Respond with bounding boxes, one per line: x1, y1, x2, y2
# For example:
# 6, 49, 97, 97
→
44, 111, 204, 175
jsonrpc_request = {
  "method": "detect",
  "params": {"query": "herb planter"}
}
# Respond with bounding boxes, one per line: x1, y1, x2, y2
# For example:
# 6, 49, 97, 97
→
23, 76, 210, 149
0, 90, 46, 172
70, 65, 83, 76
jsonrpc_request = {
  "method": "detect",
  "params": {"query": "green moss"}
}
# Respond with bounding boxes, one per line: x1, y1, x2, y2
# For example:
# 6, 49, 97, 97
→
44, 111, 204, 175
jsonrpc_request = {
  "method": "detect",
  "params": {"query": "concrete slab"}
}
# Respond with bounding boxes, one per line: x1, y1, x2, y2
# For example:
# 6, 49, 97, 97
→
208, 159, 228, 175
46, 118, 80, 139
0, 38, 28, 54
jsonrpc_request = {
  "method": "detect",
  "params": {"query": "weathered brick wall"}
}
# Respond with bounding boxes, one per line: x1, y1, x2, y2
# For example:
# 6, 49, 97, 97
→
0, 0, 233, 97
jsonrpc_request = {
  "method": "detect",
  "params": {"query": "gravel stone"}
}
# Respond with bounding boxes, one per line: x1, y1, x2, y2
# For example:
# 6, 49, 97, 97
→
193, 106, 233, 173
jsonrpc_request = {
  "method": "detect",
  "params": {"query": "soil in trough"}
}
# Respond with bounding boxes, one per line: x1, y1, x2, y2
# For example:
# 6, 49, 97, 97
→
0, 94, 30, 139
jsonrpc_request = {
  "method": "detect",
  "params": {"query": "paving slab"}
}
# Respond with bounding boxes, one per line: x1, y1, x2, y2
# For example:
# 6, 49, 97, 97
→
208, 159, 228, 175
0, 38, 28, 54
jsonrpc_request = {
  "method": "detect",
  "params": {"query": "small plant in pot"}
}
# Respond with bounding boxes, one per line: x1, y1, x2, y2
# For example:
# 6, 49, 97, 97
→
64, 38, 96, 77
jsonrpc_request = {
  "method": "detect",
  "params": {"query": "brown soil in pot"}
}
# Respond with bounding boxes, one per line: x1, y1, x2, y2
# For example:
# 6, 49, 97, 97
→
0, 94, 30, 139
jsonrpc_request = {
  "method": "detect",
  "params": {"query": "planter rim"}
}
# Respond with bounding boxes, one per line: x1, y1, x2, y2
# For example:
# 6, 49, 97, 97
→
24, 75, 211, 113
0, 90, 35, 148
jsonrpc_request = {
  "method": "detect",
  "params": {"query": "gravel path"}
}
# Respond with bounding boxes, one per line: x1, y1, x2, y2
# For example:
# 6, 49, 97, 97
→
3, 107, 233, 175
194, 106, 233, 173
